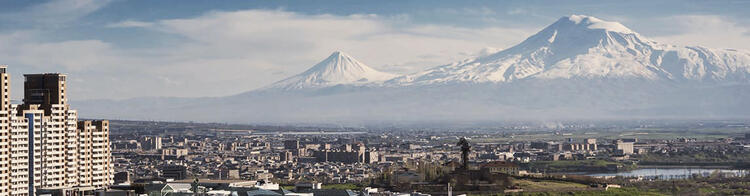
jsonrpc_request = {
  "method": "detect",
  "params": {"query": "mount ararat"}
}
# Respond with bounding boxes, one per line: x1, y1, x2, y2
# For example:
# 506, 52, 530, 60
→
76, 15, 750, 124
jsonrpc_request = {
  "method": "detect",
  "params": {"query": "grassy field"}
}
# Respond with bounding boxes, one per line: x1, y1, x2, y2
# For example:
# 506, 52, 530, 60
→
629, 177, 750, 195
513, 179, 588, 190
280, 185, 295, 190
501, 188, 667, 196
478, 179, 666, 196
321, 183, 362, 190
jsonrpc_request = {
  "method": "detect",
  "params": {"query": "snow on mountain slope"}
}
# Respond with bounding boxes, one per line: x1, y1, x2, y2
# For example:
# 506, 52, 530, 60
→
388, 15, 750, 86
265, 51, 398, 90
73, 15, 750, 124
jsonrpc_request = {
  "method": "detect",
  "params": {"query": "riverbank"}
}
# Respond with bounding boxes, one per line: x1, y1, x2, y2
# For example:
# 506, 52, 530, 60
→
523, 160, 636, 173
638, 165, 735, 169
638, 161, 750, 169
585, 168, 749, 180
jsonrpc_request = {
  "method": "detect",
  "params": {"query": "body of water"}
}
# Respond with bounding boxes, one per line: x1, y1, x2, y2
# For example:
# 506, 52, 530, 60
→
586, 168, 749, 180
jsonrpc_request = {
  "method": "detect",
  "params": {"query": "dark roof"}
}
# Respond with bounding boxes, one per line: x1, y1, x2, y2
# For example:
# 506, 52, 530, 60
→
297, 189, 359, 196
245, 189, 282, 196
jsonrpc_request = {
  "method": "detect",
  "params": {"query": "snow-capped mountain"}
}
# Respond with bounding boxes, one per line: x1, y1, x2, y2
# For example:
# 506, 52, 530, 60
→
388, 15, 750, 86
74, 15, 750, 124
265, 51, 397, 90
263, 15, 750, 89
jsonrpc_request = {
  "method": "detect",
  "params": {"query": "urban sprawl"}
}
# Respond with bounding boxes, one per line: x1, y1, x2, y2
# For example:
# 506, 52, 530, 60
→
2, 66, 750, 195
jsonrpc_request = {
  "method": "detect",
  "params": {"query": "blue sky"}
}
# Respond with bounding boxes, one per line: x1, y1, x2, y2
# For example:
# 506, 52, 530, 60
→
1, 0, 749, 100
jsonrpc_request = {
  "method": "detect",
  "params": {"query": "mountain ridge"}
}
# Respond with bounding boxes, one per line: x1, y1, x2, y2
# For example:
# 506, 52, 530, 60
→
261, 15, 750, 90
73, 15, 750, 124
263, 50, 397, 91
383, 15, 750, 87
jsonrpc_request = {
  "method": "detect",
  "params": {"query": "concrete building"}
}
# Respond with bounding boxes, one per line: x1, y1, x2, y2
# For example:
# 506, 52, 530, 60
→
313, 144, 371, 164
530, 142, 551, 150
364, 151, 379, 163
585, 138, 598, 151
161, 148, 189, 157
279, 151, 294, 162
143, 136, 162, 151
77, 120, 114, 188
313, 151, 360, 163
615, 140, 634, 155
0, 67, 114, 196
218, 169, 240, 180
481, 161, 520, 175
0, 65, 11, 195
21, 73, 68, 115
114, 172, 131, 184
284, 140, 299, 150
161, 165, 188, 180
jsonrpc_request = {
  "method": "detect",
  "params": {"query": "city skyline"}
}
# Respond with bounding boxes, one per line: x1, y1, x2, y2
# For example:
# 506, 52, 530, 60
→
1, 0, 749, 100
1, 1, 750, 195
0, 66, 113, 195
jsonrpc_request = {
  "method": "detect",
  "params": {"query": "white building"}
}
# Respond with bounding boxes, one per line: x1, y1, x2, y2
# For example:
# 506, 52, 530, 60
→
0, 66, 114, 196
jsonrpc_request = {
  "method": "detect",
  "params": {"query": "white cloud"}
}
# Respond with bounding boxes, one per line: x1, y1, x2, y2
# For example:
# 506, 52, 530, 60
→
106, 20, 154, 28
650, 15, 750, 50
1, 0, 112, 26
476, 47, 503, 57
110, 10, 536, 98
507, 8, 528, 15
3, 9, 750, 102
154, 10, 535, 72
3, 9, 538, 100
16, 40, 117, 71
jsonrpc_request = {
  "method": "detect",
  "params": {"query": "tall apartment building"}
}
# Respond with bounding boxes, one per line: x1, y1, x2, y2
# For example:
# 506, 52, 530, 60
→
77, 120, 114, 188
19, 73, 79, 190
22, 73, 68, 115
8, 104, 32, 196
0, 65, 11, 195
0, 66, 113, 196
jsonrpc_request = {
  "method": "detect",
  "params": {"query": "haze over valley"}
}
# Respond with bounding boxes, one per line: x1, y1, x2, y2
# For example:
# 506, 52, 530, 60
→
75, 15, 750, 124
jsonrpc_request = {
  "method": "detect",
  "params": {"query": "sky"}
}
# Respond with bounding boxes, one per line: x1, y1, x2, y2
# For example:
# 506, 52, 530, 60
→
1, 0, 749, 101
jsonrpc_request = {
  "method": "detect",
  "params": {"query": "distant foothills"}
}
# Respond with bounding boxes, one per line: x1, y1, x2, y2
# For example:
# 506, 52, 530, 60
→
74, 15, 750, 124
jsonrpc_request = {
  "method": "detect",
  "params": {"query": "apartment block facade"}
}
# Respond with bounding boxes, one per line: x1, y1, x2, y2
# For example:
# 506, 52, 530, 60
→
0, 66, 114, 196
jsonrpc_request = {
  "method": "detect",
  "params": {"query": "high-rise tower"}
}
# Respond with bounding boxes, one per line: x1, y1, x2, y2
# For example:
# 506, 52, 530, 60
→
0, 67, 113, 196
22, 73, 68, 116
0, 65, 11, 195
1, 65, 10, 111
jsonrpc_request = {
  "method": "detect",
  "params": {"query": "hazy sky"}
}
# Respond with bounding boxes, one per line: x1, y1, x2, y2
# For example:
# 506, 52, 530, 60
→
1, 0, 748, 100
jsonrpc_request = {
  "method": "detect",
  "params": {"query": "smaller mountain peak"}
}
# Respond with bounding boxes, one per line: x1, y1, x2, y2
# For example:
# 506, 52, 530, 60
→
325, 50, 358, 62
556, 14, 635, 34
320, 50, 357, 66
265, 50, 397, 90
566, 14, 600, 24
330, 50, 349, 57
